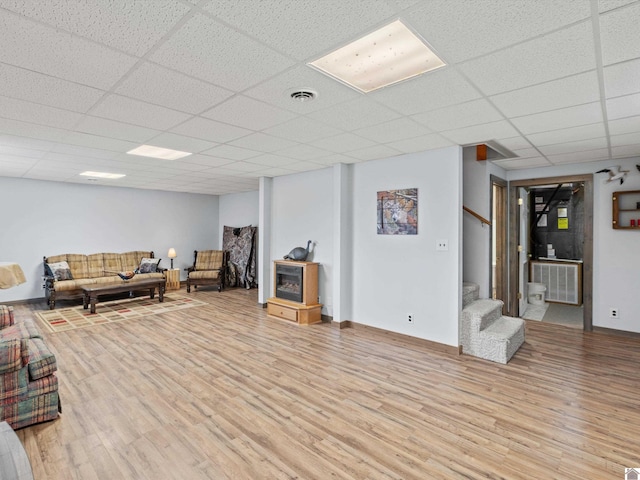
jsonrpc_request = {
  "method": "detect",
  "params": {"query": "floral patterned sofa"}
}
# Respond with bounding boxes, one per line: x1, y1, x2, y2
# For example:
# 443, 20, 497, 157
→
0, 305, 60, 429
43, 251, 164, 309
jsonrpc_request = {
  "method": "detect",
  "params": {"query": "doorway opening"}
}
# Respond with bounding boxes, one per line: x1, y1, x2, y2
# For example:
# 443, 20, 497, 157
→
508, 174, 593, 331
490, 175, 507, 309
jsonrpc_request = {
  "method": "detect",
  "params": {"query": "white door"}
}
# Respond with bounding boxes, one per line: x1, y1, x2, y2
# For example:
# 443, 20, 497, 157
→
518, 187, 529, 316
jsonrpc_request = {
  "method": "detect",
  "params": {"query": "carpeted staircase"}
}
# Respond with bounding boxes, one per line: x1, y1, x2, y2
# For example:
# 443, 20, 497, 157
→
460, 282, 525, 364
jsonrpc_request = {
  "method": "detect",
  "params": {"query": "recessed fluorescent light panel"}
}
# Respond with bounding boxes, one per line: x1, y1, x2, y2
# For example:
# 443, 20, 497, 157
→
80, 171, 126, 179
127, 144, 192, 160
308, 20, 445, 93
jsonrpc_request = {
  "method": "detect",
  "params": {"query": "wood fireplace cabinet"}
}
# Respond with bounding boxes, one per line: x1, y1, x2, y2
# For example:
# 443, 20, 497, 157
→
267, 260, 322, 325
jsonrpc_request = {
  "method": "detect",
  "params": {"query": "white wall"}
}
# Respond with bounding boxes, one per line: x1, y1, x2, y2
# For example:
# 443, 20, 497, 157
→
508, 156, 640, 333
351, 147, 462, 347
0, 177, 219, 302
271, 168, 334, 314
218, 190, 259, 246
462, 150, 507, 297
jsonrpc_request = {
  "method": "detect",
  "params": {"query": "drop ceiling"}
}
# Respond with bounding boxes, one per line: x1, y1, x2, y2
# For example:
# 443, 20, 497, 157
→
0, 0, 638, 195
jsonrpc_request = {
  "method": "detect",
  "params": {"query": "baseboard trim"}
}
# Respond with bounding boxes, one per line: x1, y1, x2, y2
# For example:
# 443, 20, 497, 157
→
347, 321, 459, 355
332, 320, 352, 329
592, 326, 640, 338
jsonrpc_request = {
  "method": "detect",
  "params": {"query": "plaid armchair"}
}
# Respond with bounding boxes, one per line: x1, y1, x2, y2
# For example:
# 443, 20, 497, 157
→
186, 250, 228, 293
0, 305, 60, 429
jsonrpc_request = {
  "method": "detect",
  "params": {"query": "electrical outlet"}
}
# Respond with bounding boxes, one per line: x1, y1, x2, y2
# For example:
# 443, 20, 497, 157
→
609, 308, 619, 319
436, 239, 449, 251
407, 314, 414, 324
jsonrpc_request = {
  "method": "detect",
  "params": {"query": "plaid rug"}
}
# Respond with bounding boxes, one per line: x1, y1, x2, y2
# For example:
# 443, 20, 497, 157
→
35, 294, 206, 333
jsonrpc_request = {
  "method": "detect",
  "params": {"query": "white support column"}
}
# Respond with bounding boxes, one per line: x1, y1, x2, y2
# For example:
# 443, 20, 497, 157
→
332, 163, 352, 325
258, 177, 272, 305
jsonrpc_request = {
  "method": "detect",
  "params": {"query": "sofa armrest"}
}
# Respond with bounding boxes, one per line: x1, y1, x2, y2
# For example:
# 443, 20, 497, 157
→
0, 338, 29, 374
0, 305, 14, 329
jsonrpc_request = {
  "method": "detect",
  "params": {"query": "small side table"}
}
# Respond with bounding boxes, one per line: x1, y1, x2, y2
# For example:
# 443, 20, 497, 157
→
165, 269, 180, 291
0, 421, 34, 480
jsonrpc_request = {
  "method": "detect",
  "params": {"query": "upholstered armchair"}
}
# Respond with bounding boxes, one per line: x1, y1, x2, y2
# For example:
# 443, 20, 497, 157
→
0, 305, 60, 429
186, 250, 228, 292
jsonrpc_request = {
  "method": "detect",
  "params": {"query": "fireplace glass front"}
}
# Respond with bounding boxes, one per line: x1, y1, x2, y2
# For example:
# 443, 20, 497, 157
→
275, 264, 303, 303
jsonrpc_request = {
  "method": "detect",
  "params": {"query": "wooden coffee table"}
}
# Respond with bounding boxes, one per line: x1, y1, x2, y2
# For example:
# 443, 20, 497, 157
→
82, 278, 166, 314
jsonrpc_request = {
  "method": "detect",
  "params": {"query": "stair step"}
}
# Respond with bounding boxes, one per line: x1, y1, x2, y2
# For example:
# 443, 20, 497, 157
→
483, 316, 525, 340
462, 282, 479, 308
461, 299, 503, 329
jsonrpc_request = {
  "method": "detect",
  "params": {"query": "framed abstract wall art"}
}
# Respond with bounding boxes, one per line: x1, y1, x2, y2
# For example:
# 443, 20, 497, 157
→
377, 188, 418, 235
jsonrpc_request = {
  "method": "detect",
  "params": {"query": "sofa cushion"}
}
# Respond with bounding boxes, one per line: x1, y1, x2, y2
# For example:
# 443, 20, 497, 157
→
120, 251, 153, 272
0, 305, 14, 329
27, 338, 57, 380
0, 367, 28, 403
189, 270, 220, 280
45, 261, 73, 281
195, 250, 224, 271
0, 319, 42, 341
102, 253, 123, 275
137, 257, 160, 274
53, 278, 98, 291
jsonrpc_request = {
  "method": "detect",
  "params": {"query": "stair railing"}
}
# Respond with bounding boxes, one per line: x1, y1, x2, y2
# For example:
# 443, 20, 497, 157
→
463, 206, 491, 226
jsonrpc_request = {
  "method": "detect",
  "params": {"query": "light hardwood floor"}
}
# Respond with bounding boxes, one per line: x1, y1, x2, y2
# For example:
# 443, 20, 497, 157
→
10, 287, 640, 479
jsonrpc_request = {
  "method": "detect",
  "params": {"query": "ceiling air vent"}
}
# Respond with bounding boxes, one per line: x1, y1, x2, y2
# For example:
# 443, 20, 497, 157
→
289, 89, 317, 102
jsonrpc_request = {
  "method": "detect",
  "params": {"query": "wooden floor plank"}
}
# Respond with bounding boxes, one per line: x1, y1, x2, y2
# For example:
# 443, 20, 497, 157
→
7, 287, 640, 479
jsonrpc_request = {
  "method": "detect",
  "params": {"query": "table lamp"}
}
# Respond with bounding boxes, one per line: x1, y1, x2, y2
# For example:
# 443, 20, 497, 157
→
167, 248, 177, 269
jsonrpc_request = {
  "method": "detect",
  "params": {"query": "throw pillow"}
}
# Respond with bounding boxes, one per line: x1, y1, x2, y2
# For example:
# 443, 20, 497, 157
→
46, 261, 73, 281
137, 257, 160, 274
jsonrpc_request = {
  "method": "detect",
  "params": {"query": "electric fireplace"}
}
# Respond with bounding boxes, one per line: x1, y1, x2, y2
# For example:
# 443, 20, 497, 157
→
275, 263, 303, 303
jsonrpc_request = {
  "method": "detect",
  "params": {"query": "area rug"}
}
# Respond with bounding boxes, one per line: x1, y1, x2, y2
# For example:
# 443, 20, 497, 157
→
35, 294, 207, 333
522, 303, 549, 321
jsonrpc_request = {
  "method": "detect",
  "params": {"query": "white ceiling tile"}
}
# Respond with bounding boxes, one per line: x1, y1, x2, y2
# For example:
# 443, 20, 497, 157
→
494, 136, 534, 151
510, 148, 541, 159
606, 93, 640, 120
228, 133, 298, 152
284, 161, 327, 172
511, 103, 604, 134
547, 148, 611, 164
205, 0, 397, 60
246, 154, 297, 168
145, 132, 218, 154
92, 95, 192, 130
202, 95, 297, 131
0, 154, 39, 167
244, 65, 361, 114
0, 134, 55, 152
441, 121, 519, 145
150, 14, 294, 91
538, 138, 608, 155
409, 0, 590, 63
412, 99, 504, 132
527, 123, 607, 147
599, 0, 638, 12
491, 71, 600, 117
354, 118, 430, 143
386, 134, 455, 153
346, 144, 402, 161
179, 154, 234, 167
0, 144, 46, 159
0, 10, 137, 90
273, 144, 331, 161
371, 68, 481, 115
312, 153, 359, 166
75, 116, 160, 144
0, 63, 104, 113
309, 133, 376, 153
599, 2, 640, 65
116, 62, 234, 115
608, 116, 640, 135
60, 131, 138, 152
202, 144, 261, 160
491, 157, 552, 169
241, 166, 296, 178
50, 144, 119, 160
308, 97, 401, 131
0, 95, 83, 130
171, 117, 252, 143
2, 0, 191, 57
0, 118, 69, 143
604, 59, 640, 98
263, 117, 341, 143
460, 21, 596, 96
612, 144, 640, 157
610, 132, 640, 147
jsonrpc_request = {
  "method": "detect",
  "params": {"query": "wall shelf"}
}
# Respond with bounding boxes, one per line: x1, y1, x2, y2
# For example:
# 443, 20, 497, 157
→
612, 190, 640, 229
